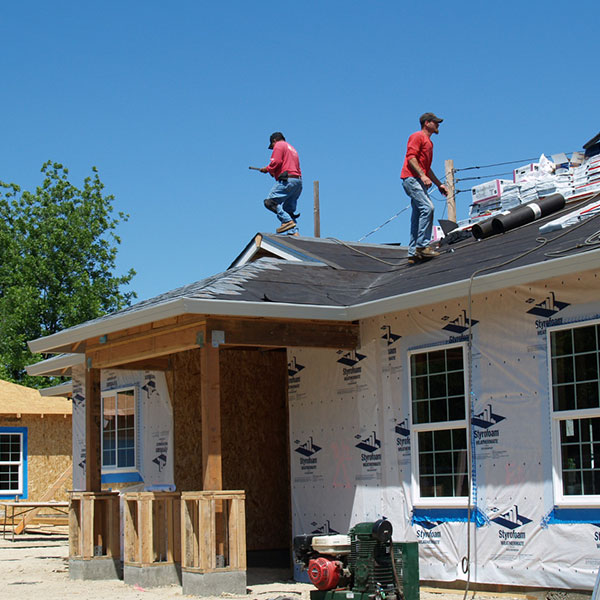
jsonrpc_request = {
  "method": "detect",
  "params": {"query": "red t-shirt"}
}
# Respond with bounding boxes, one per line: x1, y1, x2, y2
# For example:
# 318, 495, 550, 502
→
266, 140, 302, 179
400, 130, 433, 179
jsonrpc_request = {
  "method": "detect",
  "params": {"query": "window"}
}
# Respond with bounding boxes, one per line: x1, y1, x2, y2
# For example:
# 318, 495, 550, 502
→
549, 322, 600, 504
409, 344, 469, 505
0, 430, 25, 496
101, 387, 137, 471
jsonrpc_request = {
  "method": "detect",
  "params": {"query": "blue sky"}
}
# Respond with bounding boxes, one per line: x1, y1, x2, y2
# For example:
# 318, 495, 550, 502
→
2, 1, 598, 302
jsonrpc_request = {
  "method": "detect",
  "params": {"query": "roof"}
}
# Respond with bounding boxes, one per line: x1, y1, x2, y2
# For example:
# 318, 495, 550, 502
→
0, 379, 71, 415
28, 197, 600, 356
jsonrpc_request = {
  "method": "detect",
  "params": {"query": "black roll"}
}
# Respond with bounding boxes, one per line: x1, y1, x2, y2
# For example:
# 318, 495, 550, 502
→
491, 193, 565, 235
472, 217, 498, 240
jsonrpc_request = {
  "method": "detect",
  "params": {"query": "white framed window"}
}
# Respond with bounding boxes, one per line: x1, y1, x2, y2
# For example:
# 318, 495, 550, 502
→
101, 387, 137, 472
409, 343, 469, 506
549, 321, 600, 506
0, 430, 24, 495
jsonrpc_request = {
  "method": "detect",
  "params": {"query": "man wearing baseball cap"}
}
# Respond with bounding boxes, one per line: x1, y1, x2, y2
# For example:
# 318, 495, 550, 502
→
259, 132, 302, 235
400, 112, 448, 263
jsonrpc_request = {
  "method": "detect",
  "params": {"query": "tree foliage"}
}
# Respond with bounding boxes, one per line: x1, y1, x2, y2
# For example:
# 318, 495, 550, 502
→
0, 161, 136, 387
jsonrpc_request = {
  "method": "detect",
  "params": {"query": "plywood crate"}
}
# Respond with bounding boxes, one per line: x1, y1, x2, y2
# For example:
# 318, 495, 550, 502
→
123, 491, 181, 567
181, 491, 246, 573
69, 491, 120, 560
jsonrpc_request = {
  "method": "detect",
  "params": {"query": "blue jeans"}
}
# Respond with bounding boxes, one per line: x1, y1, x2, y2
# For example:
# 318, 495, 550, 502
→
265, 178, 302, 235
402, 177, 434, 256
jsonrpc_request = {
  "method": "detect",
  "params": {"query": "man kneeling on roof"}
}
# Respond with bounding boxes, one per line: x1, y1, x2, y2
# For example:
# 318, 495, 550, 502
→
260, 132, 302, 236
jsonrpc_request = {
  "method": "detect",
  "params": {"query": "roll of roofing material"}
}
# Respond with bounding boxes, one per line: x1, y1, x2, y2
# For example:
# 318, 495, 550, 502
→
471, 217, 498, 240
491, 193, 565, 235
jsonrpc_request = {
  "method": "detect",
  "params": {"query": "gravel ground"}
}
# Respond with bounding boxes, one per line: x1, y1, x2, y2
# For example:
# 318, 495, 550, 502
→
0, 531, 589, 600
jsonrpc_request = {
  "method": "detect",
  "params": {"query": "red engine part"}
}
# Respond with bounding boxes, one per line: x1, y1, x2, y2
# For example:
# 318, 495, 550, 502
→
307, 556, 343, 590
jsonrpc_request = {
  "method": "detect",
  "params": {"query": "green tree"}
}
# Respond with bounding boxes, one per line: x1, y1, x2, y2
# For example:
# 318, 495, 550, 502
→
0, 161, 136, 387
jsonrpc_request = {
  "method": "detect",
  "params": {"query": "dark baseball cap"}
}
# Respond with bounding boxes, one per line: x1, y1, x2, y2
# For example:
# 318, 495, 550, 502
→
268, 132, 285, 149
419, 112, 443, 126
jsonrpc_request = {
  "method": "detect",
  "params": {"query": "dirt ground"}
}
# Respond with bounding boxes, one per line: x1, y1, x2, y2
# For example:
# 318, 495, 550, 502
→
0, 530, 585, 600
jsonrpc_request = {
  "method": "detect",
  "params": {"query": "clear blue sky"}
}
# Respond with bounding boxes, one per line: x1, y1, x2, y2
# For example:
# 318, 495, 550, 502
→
2, 1, 598, 302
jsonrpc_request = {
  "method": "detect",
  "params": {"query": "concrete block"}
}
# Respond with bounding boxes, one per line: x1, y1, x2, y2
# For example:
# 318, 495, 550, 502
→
69, 557, 122, 580
182, 569, 247, 596
124, 563, 181, 588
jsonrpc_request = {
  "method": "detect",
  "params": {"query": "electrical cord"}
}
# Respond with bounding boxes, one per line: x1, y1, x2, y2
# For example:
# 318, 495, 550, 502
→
358, 204, 411, 242
327, 237, 408, 267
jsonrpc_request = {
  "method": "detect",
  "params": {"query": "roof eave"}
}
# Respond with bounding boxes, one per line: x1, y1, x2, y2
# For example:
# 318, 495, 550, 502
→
26, 248, 600, 356
350, 248, 600, 320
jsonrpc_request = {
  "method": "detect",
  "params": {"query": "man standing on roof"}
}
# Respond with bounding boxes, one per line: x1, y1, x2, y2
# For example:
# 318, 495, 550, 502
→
260, 132, 302, 236
401, 112, 448, 263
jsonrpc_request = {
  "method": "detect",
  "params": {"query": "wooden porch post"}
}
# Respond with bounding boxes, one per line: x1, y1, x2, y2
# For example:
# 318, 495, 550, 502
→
85, 367, 102, 492
201, 343, 222, 491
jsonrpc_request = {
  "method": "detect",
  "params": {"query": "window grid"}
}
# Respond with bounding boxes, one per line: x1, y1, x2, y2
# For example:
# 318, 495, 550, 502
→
0, 433, 23, 493
410, 344, 468, 501
102, 388, 136, 471
550, 323, 600, 501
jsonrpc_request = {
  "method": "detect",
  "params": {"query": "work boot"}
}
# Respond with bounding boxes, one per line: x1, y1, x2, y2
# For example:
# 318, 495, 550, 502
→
407, 255, 421, 265
416, 246, 440, 258
276, 220, 296, 233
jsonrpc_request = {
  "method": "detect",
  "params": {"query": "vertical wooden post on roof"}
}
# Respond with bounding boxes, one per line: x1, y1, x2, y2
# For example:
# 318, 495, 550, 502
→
201, 342, 222, 491
445, 159, 456, 223
313, 180, 320, 238
85, 367, 101, 492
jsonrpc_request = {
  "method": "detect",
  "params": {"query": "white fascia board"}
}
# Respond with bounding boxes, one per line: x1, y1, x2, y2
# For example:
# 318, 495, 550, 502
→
27, 297, 349, 354
26, 248, 600, 355
26, 353, 85, 376
259, 240, 304, 262
39, 381, 73, 397
27, 298, 190, 354
349, 248, 600, 320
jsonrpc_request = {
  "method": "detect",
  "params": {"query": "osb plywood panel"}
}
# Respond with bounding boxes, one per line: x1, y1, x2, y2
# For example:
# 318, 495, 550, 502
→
171, 349, 204, 491
0, 379, 71, 415
220, 348, 290, 551
0, 414, 72, 501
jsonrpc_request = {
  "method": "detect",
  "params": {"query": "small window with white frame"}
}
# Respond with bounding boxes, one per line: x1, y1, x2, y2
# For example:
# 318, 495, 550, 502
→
409, 343, 469, 505
101, 387, 137, 472
0, 430, 24, 495
549, 321, 600, 504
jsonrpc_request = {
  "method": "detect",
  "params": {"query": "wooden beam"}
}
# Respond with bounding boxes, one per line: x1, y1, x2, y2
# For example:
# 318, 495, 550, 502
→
206, 317, 359, 349
85, 368, 101, 492
86, 322, 206, 369
201, 344, 222, 491
105, 357, 171, 371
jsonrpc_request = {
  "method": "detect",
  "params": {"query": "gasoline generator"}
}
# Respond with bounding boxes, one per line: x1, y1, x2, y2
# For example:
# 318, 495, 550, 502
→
293, 519, 419, 600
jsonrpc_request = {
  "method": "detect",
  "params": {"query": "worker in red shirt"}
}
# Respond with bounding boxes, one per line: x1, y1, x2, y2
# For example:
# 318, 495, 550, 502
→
401, 113, 448, 263
260, 132, 302, 235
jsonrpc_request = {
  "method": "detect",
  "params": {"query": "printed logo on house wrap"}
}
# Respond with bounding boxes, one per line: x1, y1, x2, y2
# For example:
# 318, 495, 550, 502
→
288, 357, 305, 394
592, 524, 600, 548
354, 431, 381, 478
441, 310, 478, 342
414, 520, 442, 545
394, 418, 411, 452
337, 350, 367, 385
490, 505, 532, 549
472, 403, 506, 449
72, 392, 85, 408
381, 325, 402, 362
525, 292, 570, 335
152, 431, 169, 472
142, 374, 158, 399
311, 520, 340, 534
294, 437, 323, 481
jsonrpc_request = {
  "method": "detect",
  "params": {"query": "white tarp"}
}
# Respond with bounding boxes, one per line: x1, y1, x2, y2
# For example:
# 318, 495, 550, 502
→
288, 270, 600, 589
70, 368, 174, 491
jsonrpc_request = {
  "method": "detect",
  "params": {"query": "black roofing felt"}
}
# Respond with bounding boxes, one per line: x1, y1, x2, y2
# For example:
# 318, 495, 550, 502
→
52, 201, 600, 337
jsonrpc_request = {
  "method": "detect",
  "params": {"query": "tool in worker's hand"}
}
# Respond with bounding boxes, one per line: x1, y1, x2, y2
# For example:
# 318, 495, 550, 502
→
248, 166, 262, 171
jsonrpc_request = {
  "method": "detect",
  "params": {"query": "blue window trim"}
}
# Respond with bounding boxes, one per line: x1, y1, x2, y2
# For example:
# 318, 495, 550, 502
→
0, 426, 28, 500
544, 507, 600, 525
412, 507, 487, 527
101, 471, 143, 484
